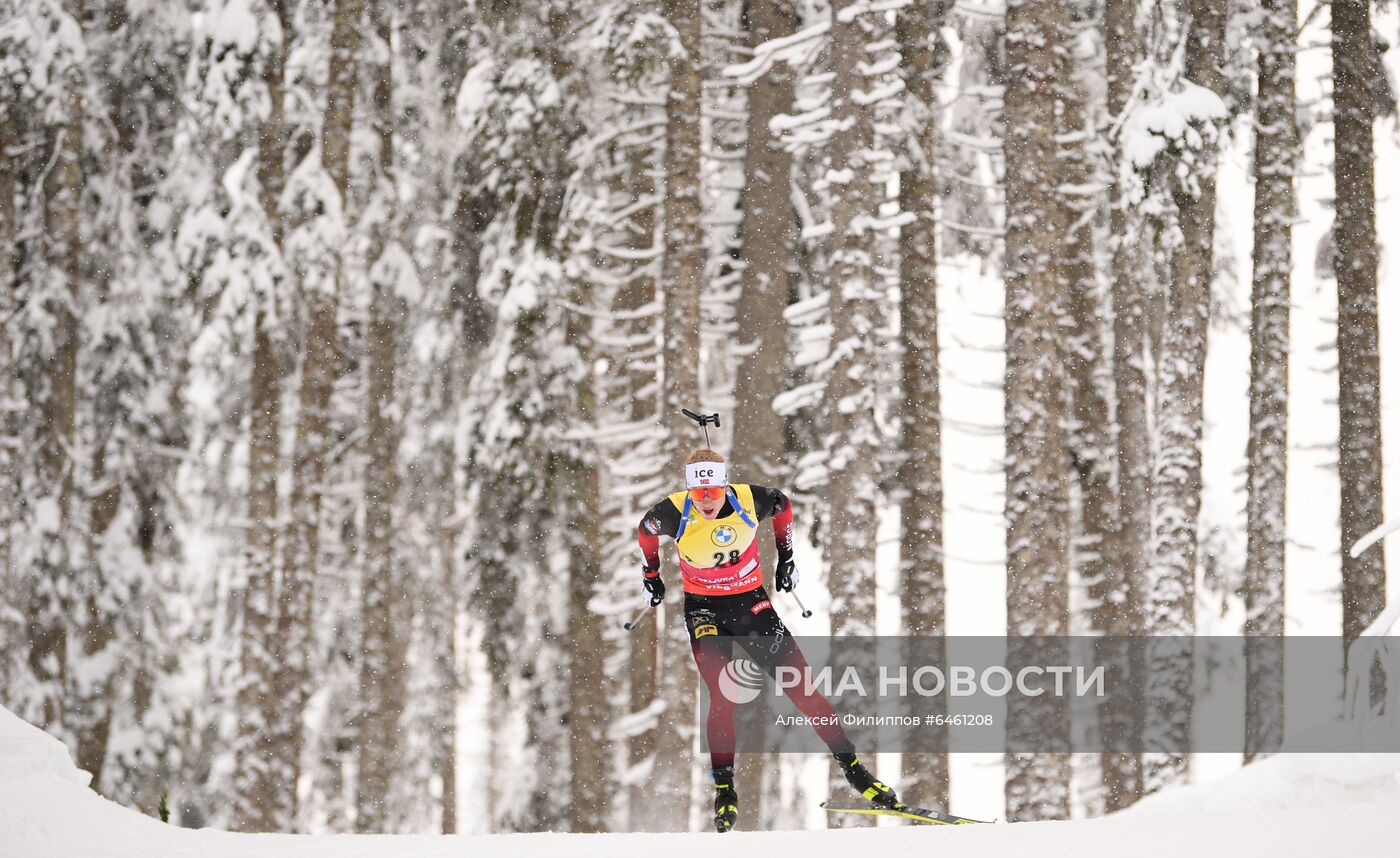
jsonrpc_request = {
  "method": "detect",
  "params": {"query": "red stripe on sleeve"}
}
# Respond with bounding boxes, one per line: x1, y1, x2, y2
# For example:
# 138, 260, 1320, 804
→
639, 523, 661, 574
772, 500, 794, 558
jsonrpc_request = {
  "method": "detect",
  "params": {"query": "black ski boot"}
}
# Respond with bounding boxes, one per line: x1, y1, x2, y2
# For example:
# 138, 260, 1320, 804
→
834, 752, 900, 808
712, 766, 739, 833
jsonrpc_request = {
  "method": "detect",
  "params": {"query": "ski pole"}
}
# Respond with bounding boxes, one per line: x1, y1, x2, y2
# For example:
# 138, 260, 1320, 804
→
789, 590, 813, 619
624, 600, 657, 632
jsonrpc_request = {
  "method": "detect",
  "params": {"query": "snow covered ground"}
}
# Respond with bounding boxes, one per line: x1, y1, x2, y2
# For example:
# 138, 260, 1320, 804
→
6, 705, 1399, 858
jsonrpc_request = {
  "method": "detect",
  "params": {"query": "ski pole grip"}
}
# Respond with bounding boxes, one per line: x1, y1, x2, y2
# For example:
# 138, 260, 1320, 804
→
681, 408, 721, 427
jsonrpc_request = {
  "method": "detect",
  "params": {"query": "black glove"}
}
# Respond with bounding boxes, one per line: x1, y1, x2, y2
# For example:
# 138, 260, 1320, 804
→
642, 569, 665, 606
774, 556, 799, 592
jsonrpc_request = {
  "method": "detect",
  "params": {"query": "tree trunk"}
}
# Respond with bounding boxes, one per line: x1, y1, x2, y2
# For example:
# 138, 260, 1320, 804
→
824, 0, 889, 825
75, 442, 116, 792
733, 0, 795, 490
732, 0, 798, 826
823, 0, 883, 631
1003, 0, 1071, 822
552, 17, 610, 818
450, 181, 494, 354
656, 0, 705, 830
416, 437, 460, 833
436, 569, 459, 834
234, 310, 286, 831
356, 0, 409, 830
279, 0, 362, 829
896, 0, 950, 812
234, 0, 290, 832
1101, 0, 1145, 814
0, 105, 14, 668
0, 100, 12, 305
30, 0, 85, 740
614, 130, 668, 832
1244, 0, 1296, 763
1059, 2, 1114, 668
563, 434, 608, 832
1058, 0, 1116, 814
823, 0, 882, 634
1332, 0, 1386, 661
258, 0, 291, 245
1059, 0, 1118, 815
1145, 0, 1225, 794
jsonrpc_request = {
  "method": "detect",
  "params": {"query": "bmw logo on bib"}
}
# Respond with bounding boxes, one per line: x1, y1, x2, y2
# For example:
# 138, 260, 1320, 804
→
711, 525, 737, 547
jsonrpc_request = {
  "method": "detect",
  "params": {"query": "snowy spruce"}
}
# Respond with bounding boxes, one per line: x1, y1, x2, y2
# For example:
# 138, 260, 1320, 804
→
0, 0, 1398, 847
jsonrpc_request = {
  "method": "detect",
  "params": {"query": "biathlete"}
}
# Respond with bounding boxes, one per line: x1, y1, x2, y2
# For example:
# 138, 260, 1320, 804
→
637, 447, 899, 832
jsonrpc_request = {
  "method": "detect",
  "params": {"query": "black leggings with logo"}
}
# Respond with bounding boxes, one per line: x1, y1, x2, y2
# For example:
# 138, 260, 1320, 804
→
683, 586, 853, 770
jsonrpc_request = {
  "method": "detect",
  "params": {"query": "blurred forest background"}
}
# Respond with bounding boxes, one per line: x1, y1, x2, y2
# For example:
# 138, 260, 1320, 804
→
1, 0, 1398, 835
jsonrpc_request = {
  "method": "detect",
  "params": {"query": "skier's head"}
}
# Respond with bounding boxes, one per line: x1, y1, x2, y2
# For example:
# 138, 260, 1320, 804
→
685, 448, 728, 519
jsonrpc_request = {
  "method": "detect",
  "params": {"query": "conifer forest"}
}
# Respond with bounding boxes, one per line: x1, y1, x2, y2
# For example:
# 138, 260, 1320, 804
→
1, 0, 1398, 836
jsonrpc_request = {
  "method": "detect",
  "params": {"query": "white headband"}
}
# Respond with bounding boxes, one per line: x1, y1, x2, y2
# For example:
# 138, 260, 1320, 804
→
685, 461, 727, 489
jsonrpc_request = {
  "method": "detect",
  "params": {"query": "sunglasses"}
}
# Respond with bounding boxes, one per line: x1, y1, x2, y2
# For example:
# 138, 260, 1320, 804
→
688, 486, 726, 502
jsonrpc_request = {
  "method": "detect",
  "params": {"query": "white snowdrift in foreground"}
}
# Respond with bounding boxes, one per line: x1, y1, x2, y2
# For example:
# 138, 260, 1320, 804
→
3, 706, 1399, 858
1124, 717, 1400, 820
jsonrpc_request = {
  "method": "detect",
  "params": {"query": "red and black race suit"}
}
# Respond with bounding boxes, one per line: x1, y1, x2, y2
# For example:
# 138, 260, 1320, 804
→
684, 586, 854, 768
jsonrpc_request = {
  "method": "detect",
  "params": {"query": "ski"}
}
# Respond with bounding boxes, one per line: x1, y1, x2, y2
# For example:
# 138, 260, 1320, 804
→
820, 800, 992, 826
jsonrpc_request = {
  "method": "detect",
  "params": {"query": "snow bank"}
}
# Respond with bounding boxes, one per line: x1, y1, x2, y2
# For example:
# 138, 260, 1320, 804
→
3, 704, 1398, 858
0, 706, 91, 788
0, 706, 172, 857
1128, 752, 1400, 819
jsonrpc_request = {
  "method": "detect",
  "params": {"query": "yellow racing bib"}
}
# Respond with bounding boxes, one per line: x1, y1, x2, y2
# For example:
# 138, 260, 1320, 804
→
668, 484, 764, 595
